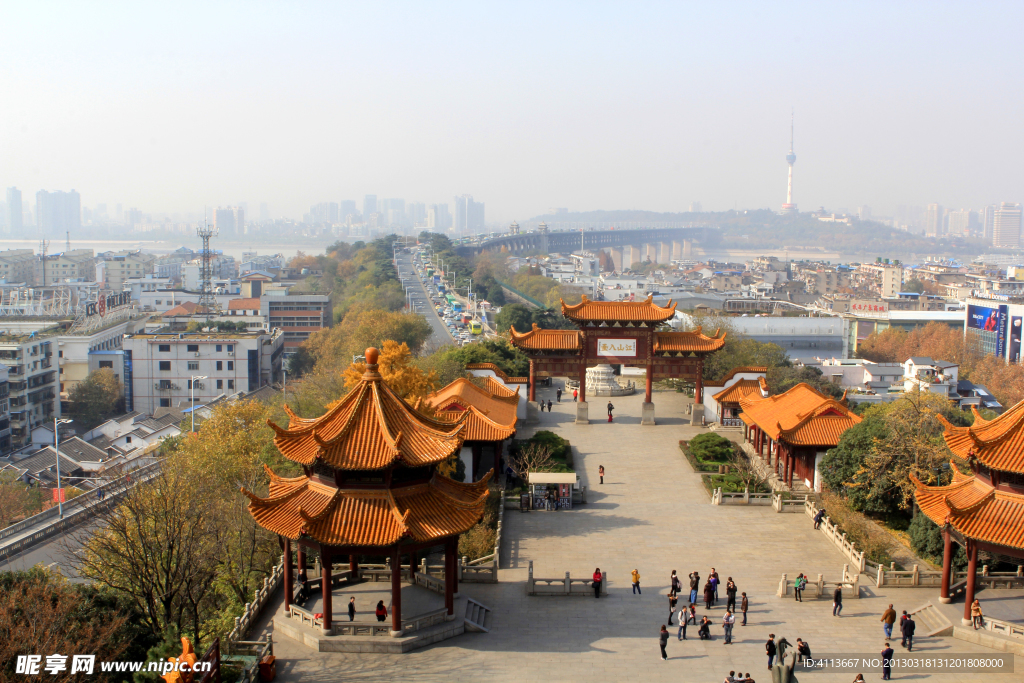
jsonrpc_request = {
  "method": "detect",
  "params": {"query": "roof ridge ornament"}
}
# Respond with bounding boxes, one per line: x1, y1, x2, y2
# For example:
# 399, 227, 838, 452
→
362, 346, 381, 380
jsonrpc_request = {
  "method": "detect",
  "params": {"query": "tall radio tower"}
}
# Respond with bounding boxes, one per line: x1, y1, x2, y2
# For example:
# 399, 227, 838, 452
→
781, 112, 797, 215
197, 219, 219, 321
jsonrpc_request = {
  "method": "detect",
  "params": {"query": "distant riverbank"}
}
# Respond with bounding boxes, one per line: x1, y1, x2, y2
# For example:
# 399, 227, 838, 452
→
0, 238, 329, 262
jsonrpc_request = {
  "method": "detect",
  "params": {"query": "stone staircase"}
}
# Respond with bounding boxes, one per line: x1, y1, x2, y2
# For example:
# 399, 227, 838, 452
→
909, 601, 954, 637
464, 598, 492, 633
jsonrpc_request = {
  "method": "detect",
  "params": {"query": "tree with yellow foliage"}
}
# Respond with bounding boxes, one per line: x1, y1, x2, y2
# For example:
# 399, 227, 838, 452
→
343, 340, 439, 401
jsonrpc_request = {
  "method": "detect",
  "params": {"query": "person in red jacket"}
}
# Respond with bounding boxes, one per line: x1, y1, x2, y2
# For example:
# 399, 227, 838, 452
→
592, 568, 603, 598
375, 600, 388, 622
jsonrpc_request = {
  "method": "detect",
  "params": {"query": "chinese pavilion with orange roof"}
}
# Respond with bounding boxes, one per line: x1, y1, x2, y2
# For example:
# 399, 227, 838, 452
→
244, 347, 492, 635
419, 375, 519, 482
739, 383, 861, 491
914, 401, 1024, 623
508, 294, 726, 424
701, 366, 768, 424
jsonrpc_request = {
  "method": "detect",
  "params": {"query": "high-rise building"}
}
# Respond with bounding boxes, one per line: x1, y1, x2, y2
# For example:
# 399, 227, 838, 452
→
947, 209, 972, 236
259, 203, 270, 222
310, 202, 339, 224
6, 188, 22, 233
689, 201, 702, 213
427, 204, 451, 230
925, 203, 943, 237
213, 206, 245, 235
453, 195, 484, 233
36, 189, 81, 235
780, 114, 797, 214
363, 195, 377, 221
407, 202, 426, 226
992, 202, 1023, 248
379, 198, 406, 227
339, 200, 357, 222
983, 205, 997, 242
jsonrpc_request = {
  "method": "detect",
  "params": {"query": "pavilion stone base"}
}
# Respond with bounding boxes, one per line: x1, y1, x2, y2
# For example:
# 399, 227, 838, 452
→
586, 364, 635, 397
641, 402, 655, 425
274, 608, 467, 654
575, 401, 589, 424
690, 403, 705, 426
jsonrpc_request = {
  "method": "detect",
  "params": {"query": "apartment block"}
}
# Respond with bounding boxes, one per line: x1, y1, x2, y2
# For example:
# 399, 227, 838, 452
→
260, 294, 330, 351
0, 329, 60, 450
38, 249, 96, 285
0, 249, 39, 284
97, 250, 157, 291
122, 329, 284, 414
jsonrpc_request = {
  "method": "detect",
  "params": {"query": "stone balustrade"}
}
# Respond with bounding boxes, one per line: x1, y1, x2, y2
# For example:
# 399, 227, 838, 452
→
527, 560, 607, 596
876, 562, 1024, 590
776, 565, 860, 599
710, 487, 772, 506
228, 557, 284, 644
804, 499, 866, 573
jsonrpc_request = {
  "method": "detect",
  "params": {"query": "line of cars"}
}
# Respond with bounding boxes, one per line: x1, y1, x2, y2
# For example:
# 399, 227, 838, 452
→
409, 249, 483, 347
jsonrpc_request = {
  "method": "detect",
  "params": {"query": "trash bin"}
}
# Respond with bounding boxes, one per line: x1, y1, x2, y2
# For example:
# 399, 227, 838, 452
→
259, 655, 276, 682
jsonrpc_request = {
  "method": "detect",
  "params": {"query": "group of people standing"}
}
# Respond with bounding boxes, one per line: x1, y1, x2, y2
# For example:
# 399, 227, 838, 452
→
647, 567, 749, 660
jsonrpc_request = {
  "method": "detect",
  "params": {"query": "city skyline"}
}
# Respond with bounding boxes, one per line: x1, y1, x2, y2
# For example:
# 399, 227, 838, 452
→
2, 3, 1023, 223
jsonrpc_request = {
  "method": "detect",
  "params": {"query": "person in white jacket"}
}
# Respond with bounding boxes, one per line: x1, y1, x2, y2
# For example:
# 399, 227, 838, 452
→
722, 610, 736, 644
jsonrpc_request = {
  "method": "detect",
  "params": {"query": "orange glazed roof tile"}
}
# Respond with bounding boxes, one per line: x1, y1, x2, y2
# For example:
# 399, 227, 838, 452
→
561, 294, 677, 323
653, 328, 727, 354
420, 377, 518, 442
712, 378, 768, 404
704, 366, 769, 388
268, 354, 468, 471
243, 468, 492, 546
739, 382, 861, 446
508, 324, 583, 351
914, 468, 1024, 551
465, 362, 529, 384
937, 400, 1024, 473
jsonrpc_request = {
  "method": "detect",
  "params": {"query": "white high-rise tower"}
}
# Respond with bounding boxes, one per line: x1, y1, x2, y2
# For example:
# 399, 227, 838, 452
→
781, 113, 797, 214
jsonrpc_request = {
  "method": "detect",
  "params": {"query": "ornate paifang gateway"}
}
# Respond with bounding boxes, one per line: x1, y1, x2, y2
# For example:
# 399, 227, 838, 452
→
244, 347, 492, 635
508, 295, 725, 423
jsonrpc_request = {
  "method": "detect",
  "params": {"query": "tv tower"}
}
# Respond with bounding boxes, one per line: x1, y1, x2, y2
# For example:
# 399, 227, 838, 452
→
781, 112, 797, 214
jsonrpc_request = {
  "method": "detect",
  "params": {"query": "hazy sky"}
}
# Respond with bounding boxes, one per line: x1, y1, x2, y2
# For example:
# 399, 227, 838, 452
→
2, 1, 1023, 223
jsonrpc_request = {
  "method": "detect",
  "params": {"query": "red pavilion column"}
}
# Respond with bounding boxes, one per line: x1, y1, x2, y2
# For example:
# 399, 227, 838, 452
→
297, 546, 307, 582
529, 360, 536, 402
494, 441, 504, 477
282, 537, 293, 614
444, 537, 455, 616
391, 546, 403, 633
321, 548, 332, 633
349, 554, 358, 575
962, 540, 979, 624
578, 362, 587, 403
696, 369, 703, 404
645, 363, 653, 403
939, 527, 953, 603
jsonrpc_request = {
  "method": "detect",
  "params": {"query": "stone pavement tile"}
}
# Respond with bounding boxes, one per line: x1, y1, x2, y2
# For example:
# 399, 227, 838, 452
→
267, 388, 1024, 683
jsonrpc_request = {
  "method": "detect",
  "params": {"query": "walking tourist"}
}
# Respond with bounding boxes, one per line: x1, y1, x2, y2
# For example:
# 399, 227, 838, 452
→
670, 570, 681, 596
794, 573, 805, 602
723, 610, 735, 643
832, 586, 843, 616
659, 624, 669, 660
547, 399, 552, 412
689, 571, 700, 605
881, 604, 896, 639
677, 612, 687, 640
599, 465, 605, 484
631, 568, 641, 594
348, 597, 356, 621
687, 603, 697, 625
375, 600, 387, 622
796, 638, 811, 663
881, 642, 894, 680
852, 675, 865, 683
710, 567, 720, 604
668, 593, 678, 624
704, 579, 715, 609
765, 634, 777, 669
556, 388, 562, 402
698, 616, 712, 640
592, 567, 602, 598
898, 610, 908, 646
607, 401, 614, 422
971, 599, 983, 629
741, 592, 748, 625
573, 388, 578, 402
726, 578, 737, 612
901, 613, 915, 651
539, 400, 544, 412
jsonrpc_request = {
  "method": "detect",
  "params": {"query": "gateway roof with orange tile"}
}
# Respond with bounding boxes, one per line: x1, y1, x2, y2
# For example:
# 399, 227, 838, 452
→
420, 377, 518, 442
652, 329, 727, 354
937, 401, 1024, 473
244, 467, 491, 546
561, 295, 677, 323
739, 382, 861, 446
508, 324, 582, 351
914, 466, 1024, 551
268, 352, 468, 470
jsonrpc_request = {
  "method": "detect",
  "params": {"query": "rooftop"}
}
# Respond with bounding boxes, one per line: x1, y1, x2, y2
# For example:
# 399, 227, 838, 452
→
561, 294, 677, 324
420, 377, 519, 442
938, 400, 1024, 473
740, 382, 861, 446
914, 467, 1024, 551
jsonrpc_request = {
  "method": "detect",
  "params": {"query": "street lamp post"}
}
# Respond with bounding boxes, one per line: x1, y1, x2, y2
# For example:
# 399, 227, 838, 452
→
191, 375, 208, 433
54, 417, 73, 519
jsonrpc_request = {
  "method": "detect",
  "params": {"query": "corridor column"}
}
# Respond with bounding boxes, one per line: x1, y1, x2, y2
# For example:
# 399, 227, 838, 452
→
528, 360, 536, 402
321, 548, 332, 634
576, 362, 589, 424
282, 537, 293, 614
939, 527, 953, 604
390, 546, 403, 635
962, 540, 979, 625
641, 363, 655, 425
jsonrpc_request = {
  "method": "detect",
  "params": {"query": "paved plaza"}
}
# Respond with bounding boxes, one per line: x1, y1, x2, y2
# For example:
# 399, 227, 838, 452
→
259, 386, 1024, 682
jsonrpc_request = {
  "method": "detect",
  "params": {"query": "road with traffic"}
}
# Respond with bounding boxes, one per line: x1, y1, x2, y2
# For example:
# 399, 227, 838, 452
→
395, 251, 457, 351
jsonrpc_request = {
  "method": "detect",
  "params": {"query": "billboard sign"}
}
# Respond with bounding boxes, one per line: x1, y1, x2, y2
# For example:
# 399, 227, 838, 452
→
596, 338, 637, 357
967, 304, 1003, 332
1011, 317, 1022, 363
997, 304, 1009, 358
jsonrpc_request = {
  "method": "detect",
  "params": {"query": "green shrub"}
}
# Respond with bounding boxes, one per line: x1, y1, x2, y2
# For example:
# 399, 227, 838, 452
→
679, 441, 721, 472
529, 430, 571, 461
688, 433, 734, 463
908, 512, 967, 570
